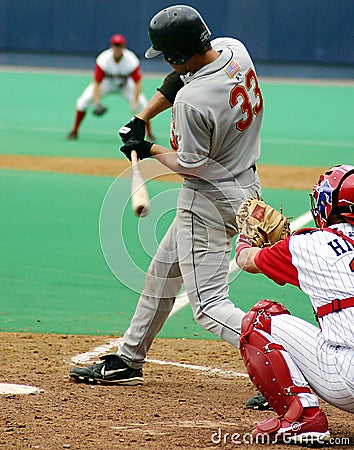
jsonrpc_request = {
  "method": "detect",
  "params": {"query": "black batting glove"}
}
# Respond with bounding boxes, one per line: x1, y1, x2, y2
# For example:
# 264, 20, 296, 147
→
93, 104, 108, 116
119, 116, 146, 143
120, 139, 153, 161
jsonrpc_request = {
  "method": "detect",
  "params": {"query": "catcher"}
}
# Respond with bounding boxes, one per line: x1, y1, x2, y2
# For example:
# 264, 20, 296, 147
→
235, 165, 354, 445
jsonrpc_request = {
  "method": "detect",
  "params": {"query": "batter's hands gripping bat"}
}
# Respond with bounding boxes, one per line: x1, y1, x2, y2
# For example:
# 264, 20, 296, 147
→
131, 150, 150, 217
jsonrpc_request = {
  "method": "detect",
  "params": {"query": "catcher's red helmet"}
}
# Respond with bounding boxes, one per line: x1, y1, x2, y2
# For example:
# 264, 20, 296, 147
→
310, 164, 354, 228
110, 34, 126, 47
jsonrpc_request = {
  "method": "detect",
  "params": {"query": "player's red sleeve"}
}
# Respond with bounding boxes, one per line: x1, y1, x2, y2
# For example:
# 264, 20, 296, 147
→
130, 66, 142, 83
254, 237, 300, 287
94, 64, 105, 83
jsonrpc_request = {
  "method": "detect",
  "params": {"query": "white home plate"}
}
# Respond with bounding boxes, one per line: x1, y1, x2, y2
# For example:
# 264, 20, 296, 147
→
0, 383, 44, 395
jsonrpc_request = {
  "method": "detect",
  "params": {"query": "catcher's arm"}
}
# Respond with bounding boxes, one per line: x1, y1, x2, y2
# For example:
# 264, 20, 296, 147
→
235, 242, 261, 273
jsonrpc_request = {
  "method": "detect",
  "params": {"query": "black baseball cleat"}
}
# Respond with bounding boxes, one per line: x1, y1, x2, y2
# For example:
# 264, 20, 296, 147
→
246, 392, 271, 410
69, 353, 143, 385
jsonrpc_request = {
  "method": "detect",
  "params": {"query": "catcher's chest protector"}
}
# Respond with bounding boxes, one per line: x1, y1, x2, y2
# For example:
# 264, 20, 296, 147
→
240, 300, 311, 423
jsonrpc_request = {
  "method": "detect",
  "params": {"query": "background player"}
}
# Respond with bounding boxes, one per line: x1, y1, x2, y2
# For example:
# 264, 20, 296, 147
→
235, 164, 354, 444
67, 34, 154, 140
70, 5, 264, 386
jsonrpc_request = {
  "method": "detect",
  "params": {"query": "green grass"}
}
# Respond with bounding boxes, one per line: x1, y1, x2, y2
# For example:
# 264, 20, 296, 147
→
1, 71, 353, 164
0, 169, 315, 336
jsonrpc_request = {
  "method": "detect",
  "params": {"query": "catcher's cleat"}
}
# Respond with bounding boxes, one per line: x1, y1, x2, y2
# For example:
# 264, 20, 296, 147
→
252, 407, 330, 445
67, 130, 78, 140
69, 353, 143, 385
246, 392, 271, 410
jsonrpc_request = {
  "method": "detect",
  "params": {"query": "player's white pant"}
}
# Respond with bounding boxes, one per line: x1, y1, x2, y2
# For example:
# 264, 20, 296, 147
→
75, 78, 147, 112
271, 314, 354, 413
119, 171, 261, 368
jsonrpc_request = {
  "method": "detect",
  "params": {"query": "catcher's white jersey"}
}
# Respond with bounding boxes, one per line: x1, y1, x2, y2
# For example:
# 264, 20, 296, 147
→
171, 37, 263, 181
255, 222, 354, 348
255, 222, 354, 412
95, 48, 140, 83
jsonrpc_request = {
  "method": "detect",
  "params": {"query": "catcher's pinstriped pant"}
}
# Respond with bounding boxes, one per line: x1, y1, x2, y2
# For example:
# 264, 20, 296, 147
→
119, 169, 261, 368
270, 314, 354, 413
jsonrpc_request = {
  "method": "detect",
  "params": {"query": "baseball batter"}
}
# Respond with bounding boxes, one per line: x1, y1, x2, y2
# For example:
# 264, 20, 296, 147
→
67, 34, 153, 140
70, 6, 263, 383
236, 164, 354, 443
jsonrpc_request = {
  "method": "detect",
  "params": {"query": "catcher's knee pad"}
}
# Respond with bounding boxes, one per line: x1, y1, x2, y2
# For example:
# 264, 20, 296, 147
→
241, 299, 290, 335
240, 300, 310, 421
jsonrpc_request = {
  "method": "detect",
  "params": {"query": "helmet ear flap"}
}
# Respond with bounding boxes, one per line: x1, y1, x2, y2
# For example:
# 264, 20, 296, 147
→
164, 51, 184, 65
335, 171, 354, 224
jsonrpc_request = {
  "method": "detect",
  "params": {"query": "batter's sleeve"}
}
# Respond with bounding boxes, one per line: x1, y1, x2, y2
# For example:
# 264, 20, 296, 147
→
174, 103, 211, 168
254, 237, 300, 287
157, 71, 184, 104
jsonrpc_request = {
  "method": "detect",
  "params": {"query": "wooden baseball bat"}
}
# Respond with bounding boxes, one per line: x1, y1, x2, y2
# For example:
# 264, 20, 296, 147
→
131, 150, 150, 217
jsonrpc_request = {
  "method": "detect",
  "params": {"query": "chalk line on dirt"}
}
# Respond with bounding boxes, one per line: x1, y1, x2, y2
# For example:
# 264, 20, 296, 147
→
0, 383, 44, 395
71, 337, 248, 378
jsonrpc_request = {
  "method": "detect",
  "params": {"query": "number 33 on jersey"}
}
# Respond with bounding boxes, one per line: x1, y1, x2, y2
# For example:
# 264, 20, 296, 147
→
228, 67, 263, 132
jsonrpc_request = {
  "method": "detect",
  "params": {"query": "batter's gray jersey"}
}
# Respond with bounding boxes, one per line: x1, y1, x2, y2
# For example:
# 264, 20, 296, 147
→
172, 37, 263, 181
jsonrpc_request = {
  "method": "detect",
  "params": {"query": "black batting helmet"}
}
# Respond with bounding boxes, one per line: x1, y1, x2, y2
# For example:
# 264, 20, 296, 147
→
145, 5, 211, 65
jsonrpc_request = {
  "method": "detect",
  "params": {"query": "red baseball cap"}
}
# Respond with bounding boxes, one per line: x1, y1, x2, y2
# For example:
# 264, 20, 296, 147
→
110, 34, 126, 47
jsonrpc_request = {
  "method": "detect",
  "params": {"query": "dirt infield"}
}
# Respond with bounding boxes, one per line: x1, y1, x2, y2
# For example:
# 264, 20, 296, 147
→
1, 333, 352, 450
0, 155, 326, 190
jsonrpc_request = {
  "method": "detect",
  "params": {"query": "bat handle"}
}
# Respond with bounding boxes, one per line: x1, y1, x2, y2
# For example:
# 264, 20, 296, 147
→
131, 150, 138, 165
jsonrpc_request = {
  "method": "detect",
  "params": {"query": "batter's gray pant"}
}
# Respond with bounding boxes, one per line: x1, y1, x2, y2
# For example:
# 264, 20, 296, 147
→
119, 171, 261, 368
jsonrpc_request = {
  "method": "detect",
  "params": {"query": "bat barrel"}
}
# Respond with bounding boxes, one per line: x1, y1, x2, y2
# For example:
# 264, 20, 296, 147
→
135, 204, 147, 217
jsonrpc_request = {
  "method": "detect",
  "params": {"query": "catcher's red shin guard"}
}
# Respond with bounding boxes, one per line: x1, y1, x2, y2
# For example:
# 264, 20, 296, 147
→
240, 300, 310, 422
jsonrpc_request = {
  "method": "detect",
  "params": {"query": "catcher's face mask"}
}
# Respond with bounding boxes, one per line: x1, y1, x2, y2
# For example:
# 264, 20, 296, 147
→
310, 164, 354, 228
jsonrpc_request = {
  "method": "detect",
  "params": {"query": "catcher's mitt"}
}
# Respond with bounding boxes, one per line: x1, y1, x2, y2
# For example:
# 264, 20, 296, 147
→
236, 197, 290, 248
